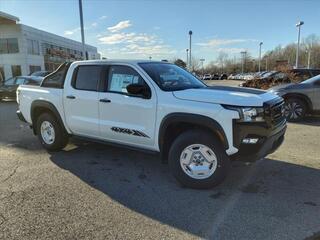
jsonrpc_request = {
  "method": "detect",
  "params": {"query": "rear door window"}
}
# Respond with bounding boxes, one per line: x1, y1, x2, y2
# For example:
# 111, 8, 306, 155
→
73, 65, 101, 91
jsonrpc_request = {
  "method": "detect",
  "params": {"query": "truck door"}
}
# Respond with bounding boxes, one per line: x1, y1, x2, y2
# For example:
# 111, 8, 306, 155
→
63, 65, 101, 138
98, 64, 157, 149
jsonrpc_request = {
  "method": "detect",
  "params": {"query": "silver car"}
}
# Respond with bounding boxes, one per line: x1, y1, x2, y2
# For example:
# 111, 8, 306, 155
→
269, 75, 320, 121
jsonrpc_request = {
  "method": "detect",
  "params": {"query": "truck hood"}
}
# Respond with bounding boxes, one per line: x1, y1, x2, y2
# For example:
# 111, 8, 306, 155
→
172, 86, 278, 107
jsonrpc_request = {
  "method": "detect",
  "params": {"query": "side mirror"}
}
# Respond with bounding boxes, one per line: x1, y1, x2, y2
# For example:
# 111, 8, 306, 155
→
126, 83, 151, 99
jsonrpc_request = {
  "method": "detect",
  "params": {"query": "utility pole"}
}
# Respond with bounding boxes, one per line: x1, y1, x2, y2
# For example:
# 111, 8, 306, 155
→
78, 0, 87, 60
186, 49, 189, 68
295, 21, 304, 68
188, 30, 192, 70
258, 42, 263, 72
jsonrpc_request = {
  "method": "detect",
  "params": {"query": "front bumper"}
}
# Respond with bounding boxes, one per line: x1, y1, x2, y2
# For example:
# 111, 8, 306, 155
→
16, 110, 27, 123
231, 119, 287, 161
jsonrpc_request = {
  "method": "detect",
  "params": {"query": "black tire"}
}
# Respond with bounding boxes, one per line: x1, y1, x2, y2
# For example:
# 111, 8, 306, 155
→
284, 98, 307, 122
168, 130, 230, 189
36, 112, 69, 151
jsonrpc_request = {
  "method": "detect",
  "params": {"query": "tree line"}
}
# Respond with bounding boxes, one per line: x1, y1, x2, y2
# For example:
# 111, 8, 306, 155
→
174, 34, 320, 75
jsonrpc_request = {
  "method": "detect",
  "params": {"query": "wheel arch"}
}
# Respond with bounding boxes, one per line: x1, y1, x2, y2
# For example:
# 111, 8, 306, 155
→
158, 113, 229, 162
31, 100, 68, 135
282, 93, 313, 112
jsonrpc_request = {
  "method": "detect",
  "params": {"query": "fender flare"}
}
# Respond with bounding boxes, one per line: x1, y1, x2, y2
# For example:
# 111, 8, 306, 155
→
158, 113, 229, 151
30, 100, 68, 135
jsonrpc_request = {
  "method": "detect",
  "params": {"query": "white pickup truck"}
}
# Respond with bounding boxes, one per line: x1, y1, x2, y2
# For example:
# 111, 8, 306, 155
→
17, 60, 287, 189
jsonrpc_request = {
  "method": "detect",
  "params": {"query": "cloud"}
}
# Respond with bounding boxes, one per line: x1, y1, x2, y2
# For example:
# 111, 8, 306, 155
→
107, 20, 132, 32
91, 22, 97, 27
216, 47, 246, 54
196, 38, 257, 47
98, 32, 156, 45
99, 15, 107, 20
64, 27, 80, 35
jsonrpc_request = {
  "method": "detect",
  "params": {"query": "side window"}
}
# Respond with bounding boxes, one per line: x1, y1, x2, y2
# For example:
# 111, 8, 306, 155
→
74, 65, 101, 91
107, 65, 145, 94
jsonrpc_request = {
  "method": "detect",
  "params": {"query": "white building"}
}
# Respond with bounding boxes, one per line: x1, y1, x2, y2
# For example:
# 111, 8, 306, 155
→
0, 11, 100, 80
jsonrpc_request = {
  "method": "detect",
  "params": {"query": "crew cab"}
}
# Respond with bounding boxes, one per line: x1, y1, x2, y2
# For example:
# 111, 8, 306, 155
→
17, 60, 287, 189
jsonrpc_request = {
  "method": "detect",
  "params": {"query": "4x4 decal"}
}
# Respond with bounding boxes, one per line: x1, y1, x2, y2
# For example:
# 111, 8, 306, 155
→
111, 127, 150, 138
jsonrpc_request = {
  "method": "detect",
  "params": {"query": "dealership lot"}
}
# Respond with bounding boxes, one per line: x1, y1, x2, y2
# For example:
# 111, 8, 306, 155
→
1, 97, 320, 239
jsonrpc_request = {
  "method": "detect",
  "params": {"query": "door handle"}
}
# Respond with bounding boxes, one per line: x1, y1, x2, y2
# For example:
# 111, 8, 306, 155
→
66, 95, 76, 99
99, 98, 111, 103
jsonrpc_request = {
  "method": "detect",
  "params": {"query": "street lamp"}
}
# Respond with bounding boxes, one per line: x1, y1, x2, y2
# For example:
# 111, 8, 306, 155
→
186, 49, 189, 67
258, 42, 263, 72
295, 21, 304, 68
78, 0, 87, 60
200, 58, 205, 76
188, 30, 193, 69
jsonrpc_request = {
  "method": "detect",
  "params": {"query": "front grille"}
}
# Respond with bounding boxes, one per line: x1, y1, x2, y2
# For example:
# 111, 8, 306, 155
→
264, 98, 285, 126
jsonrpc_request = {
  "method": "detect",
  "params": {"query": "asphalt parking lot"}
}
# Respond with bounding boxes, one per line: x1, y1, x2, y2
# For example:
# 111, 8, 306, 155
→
1, 85, 320, 239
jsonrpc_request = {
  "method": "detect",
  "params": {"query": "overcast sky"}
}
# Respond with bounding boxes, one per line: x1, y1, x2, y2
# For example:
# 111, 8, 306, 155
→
1, 0, 319, 64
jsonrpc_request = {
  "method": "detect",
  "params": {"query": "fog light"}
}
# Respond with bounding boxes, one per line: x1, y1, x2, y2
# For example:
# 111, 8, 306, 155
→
242, 138, 259, 144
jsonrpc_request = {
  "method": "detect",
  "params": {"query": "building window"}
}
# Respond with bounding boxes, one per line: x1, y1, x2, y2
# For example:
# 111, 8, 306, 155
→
0, 38, 19, 54
29, 65, 41, 74
11, 65, 21, 77
27, 39, 40, 55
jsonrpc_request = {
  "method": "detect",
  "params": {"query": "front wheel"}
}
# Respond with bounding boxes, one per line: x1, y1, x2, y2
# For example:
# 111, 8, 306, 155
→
168, 130, 230, 189
284, 98, 307, 122
36, 113, 69, 151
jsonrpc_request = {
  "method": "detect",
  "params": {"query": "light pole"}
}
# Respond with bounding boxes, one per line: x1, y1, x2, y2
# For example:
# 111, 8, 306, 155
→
188, 30, 193, 69
78, 0, 87, 60
200, 58, 205, 76
295, 21, 304, 68
240, 51, 247, 73
258, 42, 263, 72
186, 49, 189, 68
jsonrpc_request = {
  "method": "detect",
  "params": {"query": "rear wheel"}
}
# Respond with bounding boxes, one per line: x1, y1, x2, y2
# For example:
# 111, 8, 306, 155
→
168, 130, 230, 189
36, 113, 69, 151
284, 98, 307, 122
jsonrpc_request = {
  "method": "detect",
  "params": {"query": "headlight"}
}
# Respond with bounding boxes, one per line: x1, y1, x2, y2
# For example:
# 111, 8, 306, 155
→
223, 105, 264, 122
241, 107, 264, 122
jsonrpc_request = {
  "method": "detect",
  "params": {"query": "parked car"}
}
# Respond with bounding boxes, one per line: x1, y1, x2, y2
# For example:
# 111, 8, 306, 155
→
202, 74, 211, 80
220, 74, 228, 80
210, 74, 220, 80
269, 74, 320, 122
30, 71, 52, 77
17, 60, 286, 189
0, 76, 42, 101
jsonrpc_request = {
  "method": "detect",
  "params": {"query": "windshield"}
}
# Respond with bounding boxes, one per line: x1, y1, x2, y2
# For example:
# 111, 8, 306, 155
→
302, 74, 320, 84
139, 62, 206, 91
